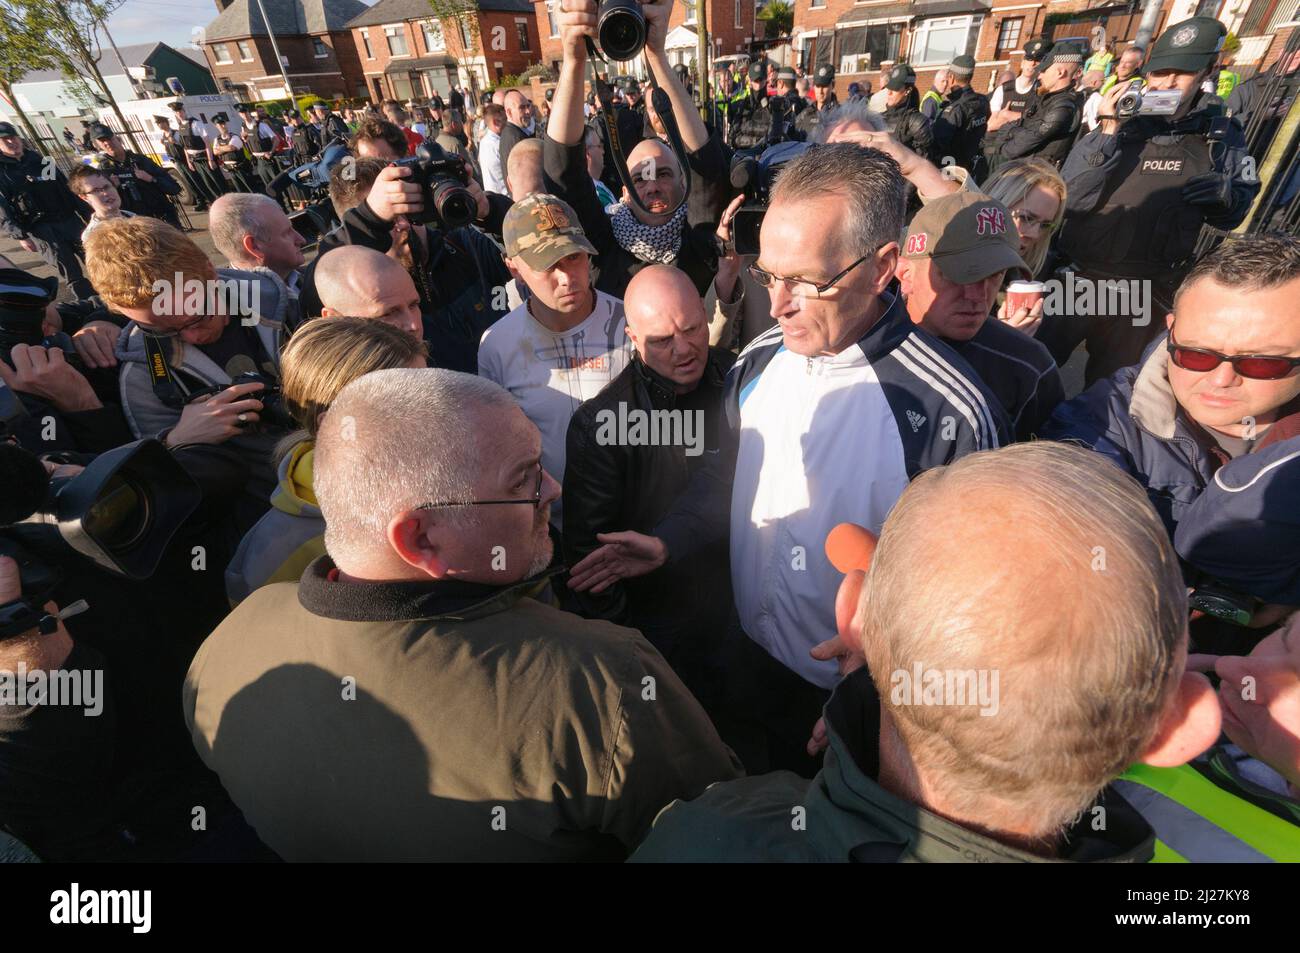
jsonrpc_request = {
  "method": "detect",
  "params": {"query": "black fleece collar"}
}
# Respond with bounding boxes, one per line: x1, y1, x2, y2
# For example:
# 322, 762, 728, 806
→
297, 554, 559, 624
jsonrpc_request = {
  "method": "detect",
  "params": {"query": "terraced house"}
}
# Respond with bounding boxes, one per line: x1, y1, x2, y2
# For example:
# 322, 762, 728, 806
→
348, 0, 542, 101
200, 0, 370, 101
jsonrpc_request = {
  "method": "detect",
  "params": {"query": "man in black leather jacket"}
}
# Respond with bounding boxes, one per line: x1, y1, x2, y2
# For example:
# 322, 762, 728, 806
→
562, 265, 733, 707
984, 47, 1084, 173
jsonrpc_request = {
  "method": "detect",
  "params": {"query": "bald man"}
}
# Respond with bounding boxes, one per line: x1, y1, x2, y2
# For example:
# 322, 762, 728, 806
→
499, 89, 536, 193
561, 265, 735, 705
545, 0, 734, 298
506, 138, 544, 200
314, 245, 423, 341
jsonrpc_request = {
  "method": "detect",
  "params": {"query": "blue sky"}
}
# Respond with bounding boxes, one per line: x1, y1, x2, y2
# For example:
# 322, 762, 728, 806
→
106, 0, 228, 51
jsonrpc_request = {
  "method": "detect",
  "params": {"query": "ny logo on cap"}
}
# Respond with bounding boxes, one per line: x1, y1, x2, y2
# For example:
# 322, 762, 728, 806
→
906, 233, 928, 254
975, 207, 1006, 236
531, 204, 571, 232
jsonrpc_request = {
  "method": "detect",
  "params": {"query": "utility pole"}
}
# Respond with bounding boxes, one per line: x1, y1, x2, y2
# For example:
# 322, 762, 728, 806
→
253, 0, 297, 105
1134, 0, 1163, 51
696, 0, 711, 110
101, 22, 143, 100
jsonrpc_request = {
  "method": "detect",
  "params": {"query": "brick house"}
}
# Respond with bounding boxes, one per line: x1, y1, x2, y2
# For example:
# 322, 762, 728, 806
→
348, 0, 542, 101
201, 0, 370, 102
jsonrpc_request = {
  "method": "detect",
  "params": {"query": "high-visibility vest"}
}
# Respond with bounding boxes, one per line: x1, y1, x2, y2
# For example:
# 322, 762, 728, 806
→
1217, 69, 1241, 100
1116, 760, 1300, 863
921, 89, 943, 117
1085, 49, 1115, 76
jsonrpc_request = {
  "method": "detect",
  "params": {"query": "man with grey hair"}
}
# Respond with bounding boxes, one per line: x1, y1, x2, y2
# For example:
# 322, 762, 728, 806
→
570, 143, 1008, 776
207, 193, 307, 311
631, 442, 1223, 861
184, 367, 741, 861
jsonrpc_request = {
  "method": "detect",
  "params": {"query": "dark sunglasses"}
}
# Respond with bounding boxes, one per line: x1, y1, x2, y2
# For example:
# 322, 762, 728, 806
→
1167, 337, 1300, 381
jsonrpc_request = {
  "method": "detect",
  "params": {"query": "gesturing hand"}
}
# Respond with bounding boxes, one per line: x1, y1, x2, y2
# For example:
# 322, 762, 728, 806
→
566, 531, 668, 593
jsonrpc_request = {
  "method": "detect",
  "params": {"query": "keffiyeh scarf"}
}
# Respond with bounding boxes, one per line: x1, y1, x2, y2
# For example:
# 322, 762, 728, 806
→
608, 201, 688, 265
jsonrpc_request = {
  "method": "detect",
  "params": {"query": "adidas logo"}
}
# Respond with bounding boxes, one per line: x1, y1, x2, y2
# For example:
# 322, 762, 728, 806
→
906, 409, 926, 433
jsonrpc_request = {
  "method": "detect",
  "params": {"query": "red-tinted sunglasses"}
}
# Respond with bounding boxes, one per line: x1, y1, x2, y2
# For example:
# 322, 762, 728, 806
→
1167, 338, 1300, 381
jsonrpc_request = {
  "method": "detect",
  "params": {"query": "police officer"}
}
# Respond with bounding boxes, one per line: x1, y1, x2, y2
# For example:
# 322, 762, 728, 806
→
727, 60, 784, 152
879, 65, 932, 157
154, 115, 212, 212
1052, 16, 1259, 385
793, 64, 838, 141
613, 76, 645, 154
931, 54, 990, 172
773, 67, 807, 128
0, 123, 93, 297
242, 107, 283, 195
920, 69, 947, 122
989, 37, 1052, 117
211, 113, 261, 194
309, 101, 350, 147
168, 101, 228, 204
285, 110, 321, 165
88, 122, 182, 228
983, 46, 1084, 174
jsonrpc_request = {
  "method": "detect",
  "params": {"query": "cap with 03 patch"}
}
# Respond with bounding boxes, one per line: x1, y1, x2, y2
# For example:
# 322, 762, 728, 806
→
902, 192, 1029, 284
1144, 15, 1227, 75
502, 194, 598, 271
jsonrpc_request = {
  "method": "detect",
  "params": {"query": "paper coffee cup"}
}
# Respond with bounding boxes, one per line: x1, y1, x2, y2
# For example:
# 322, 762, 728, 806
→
1006, 281, 1045, 315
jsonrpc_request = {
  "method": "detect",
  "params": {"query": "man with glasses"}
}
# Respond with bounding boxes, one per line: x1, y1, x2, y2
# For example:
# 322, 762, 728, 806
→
896, 193, 1064, 441
82, 216, 294, 509
569, 144, 1008, 777
67, 165, 136, 244
88, 122, 182, 228
184, 367, 741, 861
1045, 234, 1300, 538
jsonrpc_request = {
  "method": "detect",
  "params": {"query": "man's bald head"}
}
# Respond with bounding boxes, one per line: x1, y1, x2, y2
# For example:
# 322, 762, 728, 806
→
506, 138, 544, 199
492, 89, 507, 106
314, 245, 423, 339
854, 442, 1210, 844
625, 138, 683, 225
623, 264, 709, 392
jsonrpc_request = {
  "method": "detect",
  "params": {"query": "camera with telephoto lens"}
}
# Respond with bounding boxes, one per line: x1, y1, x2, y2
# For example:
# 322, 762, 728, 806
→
392, 141, 477, 230
726, 140, 813, 257
596, 0, 646, 61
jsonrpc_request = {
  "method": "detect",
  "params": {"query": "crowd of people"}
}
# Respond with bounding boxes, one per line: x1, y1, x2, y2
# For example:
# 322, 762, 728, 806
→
0, 0, 1298, 864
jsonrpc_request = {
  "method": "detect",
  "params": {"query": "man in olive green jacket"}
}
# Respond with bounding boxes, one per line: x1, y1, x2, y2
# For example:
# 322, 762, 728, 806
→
185, 368, 741, 861
632, 443, 1223, 862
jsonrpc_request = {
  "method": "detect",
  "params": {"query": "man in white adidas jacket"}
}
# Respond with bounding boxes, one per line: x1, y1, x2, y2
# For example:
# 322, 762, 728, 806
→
569, 143, 1009, 774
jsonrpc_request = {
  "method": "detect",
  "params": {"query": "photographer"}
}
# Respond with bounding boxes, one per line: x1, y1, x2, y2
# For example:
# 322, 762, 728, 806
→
0, 123, 94, 298
300, 152, 510, 370
88, 124, 182, 229
0, 266, 132, 455
83, 217, 294, 505
546, 0, 729, 299
1051, 16, 1259, 385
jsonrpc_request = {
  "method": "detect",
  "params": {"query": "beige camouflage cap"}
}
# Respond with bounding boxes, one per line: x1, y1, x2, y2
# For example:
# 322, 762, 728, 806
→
502, 193, 598, 271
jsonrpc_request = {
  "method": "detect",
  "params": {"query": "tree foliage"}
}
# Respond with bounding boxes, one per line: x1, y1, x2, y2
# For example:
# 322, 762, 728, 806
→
757, 0, 794, 39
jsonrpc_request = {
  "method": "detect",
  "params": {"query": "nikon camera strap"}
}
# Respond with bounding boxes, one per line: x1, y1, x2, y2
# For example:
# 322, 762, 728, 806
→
143, 332, 191, 411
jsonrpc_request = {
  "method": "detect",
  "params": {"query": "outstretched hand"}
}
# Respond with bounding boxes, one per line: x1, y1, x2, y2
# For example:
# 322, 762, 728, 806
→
567, 531, 667, 593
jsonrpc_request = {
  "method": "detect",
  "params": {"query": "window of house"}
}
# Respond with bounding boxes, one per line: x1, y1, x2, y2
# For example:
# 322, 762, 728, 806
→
361, 30, 374, 59
236, 40, 253, 61
385, 25, 409, 56
422, 20, 445, 52
313, 37, 328, 57
810, 0, 825, 9
735, 0, 742, 29
213, 43, 232, 64
547, 4, 559, 37
460, 18, 474, 51
911, 15, 982, 67
996, 17, 1022, 56
684, 0, 697, 25
516, 19, 531, 51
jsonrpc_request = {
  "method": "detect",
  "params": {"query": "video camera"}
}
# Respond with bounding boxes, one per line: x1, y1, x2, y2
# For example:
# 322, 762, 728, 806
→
726, 140, 814, 257
268, 141, 349, 247
1115, 80, 1183, 119
392, 141, 477, 230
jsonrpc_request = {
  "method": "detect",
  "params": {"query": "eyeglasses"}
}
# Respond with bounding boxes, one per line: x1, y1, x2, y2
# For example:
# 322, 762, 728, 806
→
747, 252, 873, 299
140, 311, 213, 337
416, 462, 544, 510
1167, 333, 1300, 381
1010, 208, 1057, 234
79, 184, 115, 198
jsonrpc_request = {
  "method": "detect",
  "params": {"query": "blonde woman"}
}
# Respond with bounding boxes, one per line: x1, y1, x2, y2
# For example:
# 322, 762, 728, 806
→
225, 318, 427, 605
983, 158, 1067, 338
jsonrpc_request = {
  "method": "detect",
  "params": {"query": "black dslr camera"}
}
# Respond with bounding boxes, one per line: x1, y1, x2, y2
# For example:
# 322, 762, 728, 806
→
0, 267, 84, 373
392, 141, 477, 230
596, 0, 646, 61
726, 140, 814, 257
185, 370, 293, 431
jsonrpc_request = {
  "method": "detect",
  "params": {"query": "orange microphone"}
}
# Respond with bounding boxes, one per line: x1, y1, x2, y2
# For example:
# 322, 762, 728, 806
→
824, 522, 877, 574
